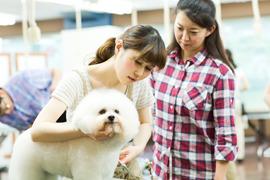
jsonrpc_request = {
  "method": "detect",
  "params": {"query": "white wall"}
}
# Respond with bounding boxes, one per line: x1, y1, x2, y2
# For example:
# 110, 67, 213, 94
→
61, 25, 124, 73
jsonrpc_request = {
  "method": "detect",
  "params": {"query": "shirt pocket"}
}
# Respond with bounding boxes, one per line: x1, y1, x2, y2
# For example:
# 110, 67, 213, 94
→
181, 85, 212, 111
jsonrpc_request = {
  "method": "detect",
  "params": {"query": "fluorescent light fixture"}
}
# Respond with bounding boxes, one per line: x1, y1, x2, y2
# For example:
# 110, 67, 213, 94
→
36, 0, 84, 6
36, 0, 132, 14
219, 0, 251, 3
0, 13, 16, 26
82, 0, 132, 14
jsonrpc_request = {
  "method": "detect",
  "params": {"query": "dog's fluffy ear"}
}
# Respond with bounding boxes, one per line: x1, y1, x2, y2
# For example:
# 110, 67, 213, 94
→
114, 101, 140, 142
72, 115, 99, 135
72, 114, 88, 132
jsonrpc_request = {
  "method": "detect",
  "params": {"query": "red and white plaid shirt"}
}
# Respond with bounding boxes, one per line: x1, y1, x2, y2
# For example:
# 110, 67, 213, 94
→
150, 48, 238, 180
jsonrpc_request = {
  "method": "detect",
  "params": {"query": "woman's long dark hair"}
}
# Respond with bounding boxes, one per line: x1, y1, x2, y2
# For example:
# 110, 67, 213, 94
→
89, 25, 167, 70
225, 49, 237, 69
167, 0, 234, 72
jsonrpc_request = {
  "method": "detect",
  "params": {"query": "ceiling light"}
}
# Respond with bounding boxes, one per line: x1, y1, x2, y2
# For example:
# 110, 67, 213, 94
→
82, 0, 132, 14
0, 13, 16, 26
36, 0, 84, 6
36, 0, 132, 15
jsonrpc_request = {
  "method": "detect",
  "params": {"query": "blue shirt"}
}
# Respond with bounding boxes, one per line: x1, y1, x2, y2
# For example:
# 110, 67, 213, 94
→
0, 69, 52, 130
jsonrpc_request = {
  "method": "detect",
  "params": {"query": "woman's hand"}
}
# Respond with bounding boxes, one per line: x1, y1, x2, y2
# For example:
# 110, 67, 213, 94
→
118, 145, 144, 165
116, 107, 152, 164
88, 124, 115, 141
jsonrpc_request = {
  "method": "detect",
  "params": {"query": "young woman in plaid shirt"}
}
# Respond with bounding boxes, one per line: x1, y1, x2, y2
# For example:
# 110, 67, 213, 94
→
150, 0, 238, 179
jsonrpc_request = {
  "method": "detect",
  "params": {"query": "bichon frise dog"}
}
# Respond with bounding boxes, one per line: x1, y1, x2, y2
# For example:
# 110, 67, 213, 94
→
8, 88, 140, 180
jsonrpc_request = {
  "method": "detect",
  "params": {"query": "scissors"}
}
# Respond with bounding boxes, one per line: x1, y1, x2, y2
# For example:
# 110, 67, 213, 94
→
118, 161, 139, 180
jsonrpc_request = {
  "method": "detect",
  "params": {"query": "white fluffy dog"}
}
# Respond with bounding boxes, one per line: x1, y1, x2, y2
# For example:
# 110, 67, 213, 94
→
8, 88, 140, 180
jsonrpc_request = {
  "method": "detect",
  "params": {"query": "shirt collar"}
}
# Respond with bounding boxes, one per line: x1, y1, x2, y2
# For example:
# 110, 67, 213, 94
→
169, 48, 209, 66
169, 48, 181, 64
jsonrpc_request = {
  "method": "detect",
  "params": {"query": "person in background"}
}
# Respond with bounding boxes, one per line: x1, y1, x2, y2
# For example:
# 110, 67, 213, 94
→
0, 68, 63, 131
31, 24, 167, 179
150, 0, 238, 179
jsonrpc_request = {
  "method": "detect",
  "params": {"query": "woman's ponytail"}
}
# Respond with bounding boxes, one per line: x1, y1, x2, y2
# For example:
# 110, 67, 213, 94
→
89, 37, 116, 65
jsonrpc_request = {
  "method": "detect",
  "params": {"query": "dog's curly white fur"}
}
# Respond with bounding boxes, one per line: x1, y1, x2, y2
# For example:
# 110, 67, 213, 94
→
8, 88, 140, 180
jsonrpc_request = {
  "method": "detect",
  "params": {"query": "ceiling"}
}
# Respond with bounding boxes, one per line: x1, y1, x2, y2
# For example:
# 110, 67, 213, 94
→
0, 0, 252, 24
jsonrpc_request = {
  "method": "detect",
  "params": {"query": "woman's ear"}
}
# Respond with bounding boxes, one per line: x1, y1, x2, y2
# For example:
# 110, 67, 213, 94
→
206, 25, 216, 37
115, 40, 123, 54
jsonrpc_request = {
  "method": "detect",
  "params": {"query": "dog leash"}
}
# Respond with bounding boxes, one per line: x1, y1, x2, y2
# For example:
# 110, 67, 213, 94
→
119, 161, 139, 180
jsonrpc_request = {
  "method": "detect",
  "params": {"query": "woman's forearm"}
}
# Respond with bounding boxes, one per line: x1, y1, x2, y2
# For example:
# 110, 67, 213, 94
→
132, 122, 151, 151
31, 98, 87, 142
214, 160, 229, 180
132, 107, 152, 152
31, 122, 86, 142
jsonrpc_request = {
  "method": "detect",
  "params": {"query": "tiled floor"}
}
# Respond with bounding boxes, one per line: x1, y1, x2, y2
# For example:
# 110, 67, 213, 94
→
234, 142, 270, 180
1, 136, 270, 180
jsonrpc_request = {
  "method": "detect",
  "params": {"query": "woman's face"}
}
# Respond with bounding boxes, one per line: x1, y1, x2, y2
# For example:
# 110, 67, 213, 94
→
174, 10, 213, 55
114, 43, 155, 85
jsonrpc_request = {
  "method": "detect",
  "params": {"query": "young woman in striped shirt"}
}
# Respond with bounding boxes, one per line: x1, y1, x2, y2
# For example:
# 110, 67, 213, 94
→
31, 24, 167, 179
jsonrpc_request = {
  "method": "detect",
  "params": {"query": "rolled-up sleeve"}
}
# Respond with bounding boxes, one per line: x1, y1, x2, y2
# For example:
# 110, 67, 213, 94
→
213, 68, 238, 161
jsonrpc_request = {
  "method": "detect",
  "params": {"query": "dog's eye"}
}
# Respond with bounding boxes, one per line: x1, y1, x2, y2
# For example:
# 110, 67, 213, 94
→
99, 109, 106, 114
114, 109, 119, 114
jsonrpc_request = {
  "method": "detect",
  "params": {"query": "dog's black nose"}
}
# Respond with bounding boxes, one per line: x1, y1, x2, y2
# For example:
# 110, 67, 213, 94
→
108, 115, 115, 122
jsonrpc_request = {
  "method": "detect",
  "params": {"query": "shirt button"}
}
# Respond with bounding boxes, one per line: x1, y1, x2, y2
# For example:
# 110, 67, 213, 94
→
162, 150, 166, 155
170, 105, 173, 110
169, 126, 173, 130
